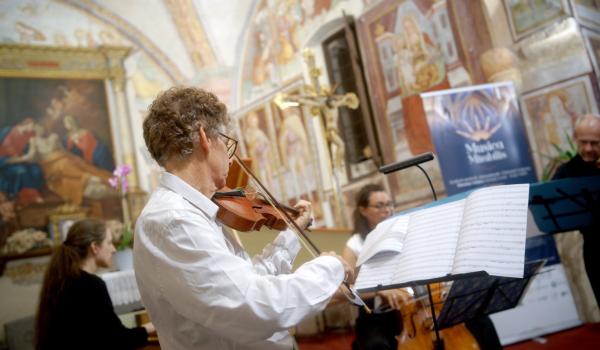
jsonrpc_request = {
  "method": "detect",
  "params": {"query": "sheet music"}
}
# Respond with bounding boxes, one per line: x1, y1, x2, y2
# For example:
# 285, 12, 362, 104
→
390, 200, 465, 284
354, 252, 403, 290
355, 184, 530, 289
453, 184, 529, 278
102, 269, 142, 307
356, 215, 409, 267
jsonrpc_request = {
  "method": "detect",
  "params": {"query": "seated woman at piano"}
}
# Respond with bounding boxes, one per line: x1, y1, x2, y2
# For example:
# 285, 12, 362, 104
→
34, 219, 155, 350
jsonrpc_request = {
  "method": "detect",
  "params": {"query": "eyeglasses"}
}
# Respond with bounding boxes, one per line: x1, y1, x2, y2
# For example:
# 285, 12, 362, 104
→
367, 202, 394, 210
218, 132, 238, 159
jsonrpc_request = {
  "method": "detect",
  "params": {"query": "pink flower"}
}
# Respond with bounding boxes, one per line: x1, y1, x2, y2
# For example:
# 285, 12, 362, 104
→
108, 177, 119, 189
113, 164, 132, 178
109, 164, 132, 193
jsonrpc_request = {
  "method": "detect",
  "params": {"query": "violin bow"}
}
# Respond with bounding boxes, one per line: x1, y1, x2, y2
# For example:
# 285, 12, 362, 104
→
232, 154, 370, 311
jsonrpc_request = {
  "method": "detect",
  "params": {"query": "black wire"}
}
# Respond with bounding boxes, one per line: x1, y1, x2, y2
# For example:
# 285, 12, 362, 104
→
416, 164, 437, 201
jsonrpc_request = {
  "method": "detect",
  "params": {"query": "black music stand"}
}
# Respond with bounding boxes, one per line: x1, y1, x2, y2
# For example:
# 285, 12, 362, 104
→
358, 271, 489, 350
376, 154, 536, 349
528, 176, 600, 234
436, 260, 545, 331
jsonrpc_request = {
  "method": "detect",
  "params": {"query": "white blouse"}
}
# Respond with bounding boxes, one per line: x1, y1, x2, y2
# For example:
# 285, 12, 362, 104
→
134, 172, 344, 350
345, 233, 364, 257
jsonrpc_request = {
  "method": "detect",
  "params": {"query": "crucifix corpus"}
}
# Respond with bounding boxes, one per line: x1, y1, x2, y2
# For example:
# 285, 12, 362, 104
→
274, 49, 359, 171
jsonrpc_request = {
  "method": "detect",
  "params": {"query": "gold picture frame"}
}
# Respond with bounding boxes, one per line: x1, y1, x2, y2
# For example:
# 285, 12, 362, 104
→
0, 44, 133, 246
48, 204, 89, 245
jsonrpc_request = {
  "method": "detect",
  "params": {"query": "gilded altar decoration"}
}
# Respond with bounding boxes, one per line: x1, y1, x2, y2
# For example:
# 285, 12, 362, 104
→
0, 44, 133, 253
1, 228, 51, 255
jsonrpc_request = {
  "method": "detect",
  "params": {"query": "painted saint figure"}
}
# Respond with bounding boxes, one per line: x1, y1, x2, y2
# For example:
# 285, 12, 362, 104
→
12, 123, 112, 205
243, 112, 277, 194
0, 118, 45, 204
63, 115, 115, 171
394, 15, 445, 95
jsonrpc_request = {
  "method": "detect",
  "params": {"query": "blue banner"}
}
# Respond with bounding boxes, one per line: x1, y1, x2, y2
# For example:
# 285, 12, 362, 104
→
422, 82, 537, 195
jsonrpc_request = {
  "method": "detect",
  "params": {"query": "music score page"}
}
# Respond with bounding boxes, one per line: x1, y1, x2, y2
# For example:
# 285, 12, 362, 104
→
355, 184, 530, 291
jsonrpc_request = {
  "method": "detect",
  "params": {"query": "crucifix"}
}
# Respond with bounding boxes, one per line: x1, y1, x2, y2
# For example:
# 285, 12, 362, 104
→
274, 49, 359, 171
274, 48, 359, 227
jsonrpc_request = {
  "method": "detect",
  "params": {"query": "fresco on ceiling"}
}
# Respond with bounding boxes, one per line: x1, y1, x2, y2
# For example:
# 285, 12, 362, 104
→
240, 0, 333, 103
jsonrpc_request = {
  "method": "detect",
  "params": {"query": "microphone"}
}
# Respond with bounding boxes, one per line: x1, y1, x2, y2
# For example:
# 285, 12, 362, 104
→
378, 152, 434, 174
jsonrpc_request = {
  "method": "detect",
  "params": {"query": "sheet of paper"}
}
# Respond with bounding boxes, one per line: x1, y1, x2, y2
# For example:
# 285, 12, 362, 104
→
354, 252, 404, 291
356, 215, 409, 267
453, 184, 529, 278
391, 199, 465, 284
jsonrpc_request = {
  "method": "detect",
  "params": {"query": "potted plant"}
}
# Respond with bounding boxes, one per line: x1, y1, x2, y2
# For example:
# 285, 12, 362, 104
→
540, 132, 577, 181
108, 220, 134, 271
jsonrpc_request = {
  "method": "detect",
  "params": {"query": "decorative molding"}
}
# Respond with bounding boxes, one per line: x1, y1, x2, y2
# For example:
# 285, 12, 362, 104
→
164, 0, 217, 70
0, 44, 129, 80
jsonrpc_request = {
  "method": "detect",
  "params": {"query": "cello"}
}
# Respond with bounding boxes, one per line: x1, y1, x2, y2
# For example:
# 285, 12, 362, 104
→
396, 283, 479, 350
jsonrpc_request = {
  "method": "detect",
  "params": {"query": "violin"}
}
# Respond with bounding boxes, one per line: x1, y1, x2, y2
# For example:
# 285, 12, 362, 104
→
396, 283, 479, 350
215, 154, 369, 311
212, 187, 299, 232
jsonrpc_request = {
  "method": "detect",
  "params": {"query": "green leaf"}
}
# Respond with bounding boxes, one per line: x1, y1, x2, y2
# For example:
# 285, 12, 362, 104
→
541, 130, 578, 181
116, 223, 133, 251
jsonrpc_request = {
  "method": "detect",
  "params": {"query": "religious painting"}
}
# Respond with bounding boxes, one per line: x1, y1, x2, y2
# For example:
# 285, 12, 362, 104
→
238, 106, 285, 200
503, 0, 570, 41
240, 0, 334, 103
572, 0, 600, 28
271, 102, 318, 204
357, 0, 465, 162
521, 75, 599, 177
0, 78, 119, 218
269, 86, 330, 226
356, 0, 455, 202
581, 27, 600, 79
0, 44, 130, 259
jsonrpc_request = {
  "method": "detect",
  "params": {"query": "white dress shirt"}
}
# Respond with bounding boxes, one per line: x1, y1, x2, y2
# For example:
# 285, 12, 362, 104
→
134, 172, 344, 350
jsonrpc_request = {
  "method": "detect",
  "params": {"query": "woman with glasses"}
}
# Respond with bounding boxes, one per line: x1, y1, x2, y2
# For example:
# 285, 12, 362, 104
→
342, 184, 502, 350
135, 87, 353, 350
342, 184, 408, 350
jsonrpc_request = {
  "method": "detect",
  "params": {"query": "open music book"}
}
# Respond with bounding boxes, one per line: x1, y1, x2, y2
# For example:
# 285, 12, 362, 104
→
354, 184, 530, 291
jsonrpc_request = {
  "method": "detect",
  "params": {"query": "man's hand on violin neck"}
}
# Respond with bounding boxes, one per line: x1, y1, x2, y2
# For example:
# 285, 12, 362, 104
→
320, 251, 355, 284
293, 200, 313, 229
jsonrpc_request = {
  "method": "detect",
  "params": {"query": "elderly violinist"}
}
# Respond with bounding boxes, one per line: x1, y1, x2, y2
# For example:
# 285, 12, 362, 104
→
134, 87, 353, 350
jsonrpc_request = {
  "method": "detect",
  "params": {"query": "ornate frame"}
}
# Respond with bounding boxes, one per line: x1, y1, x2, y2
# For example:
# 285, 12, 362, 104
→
520, 74, 599, 177
48, 205, 89, 245
0, 44, 135, 181
0, 44, 133, 247
503, 0, 570, 41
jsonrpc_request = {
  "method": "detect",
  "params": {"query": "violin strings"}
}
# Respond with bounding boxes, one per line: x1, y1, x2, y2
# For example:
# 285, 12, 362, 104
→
232, 154, 369, 309
232, 154, 321, 257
